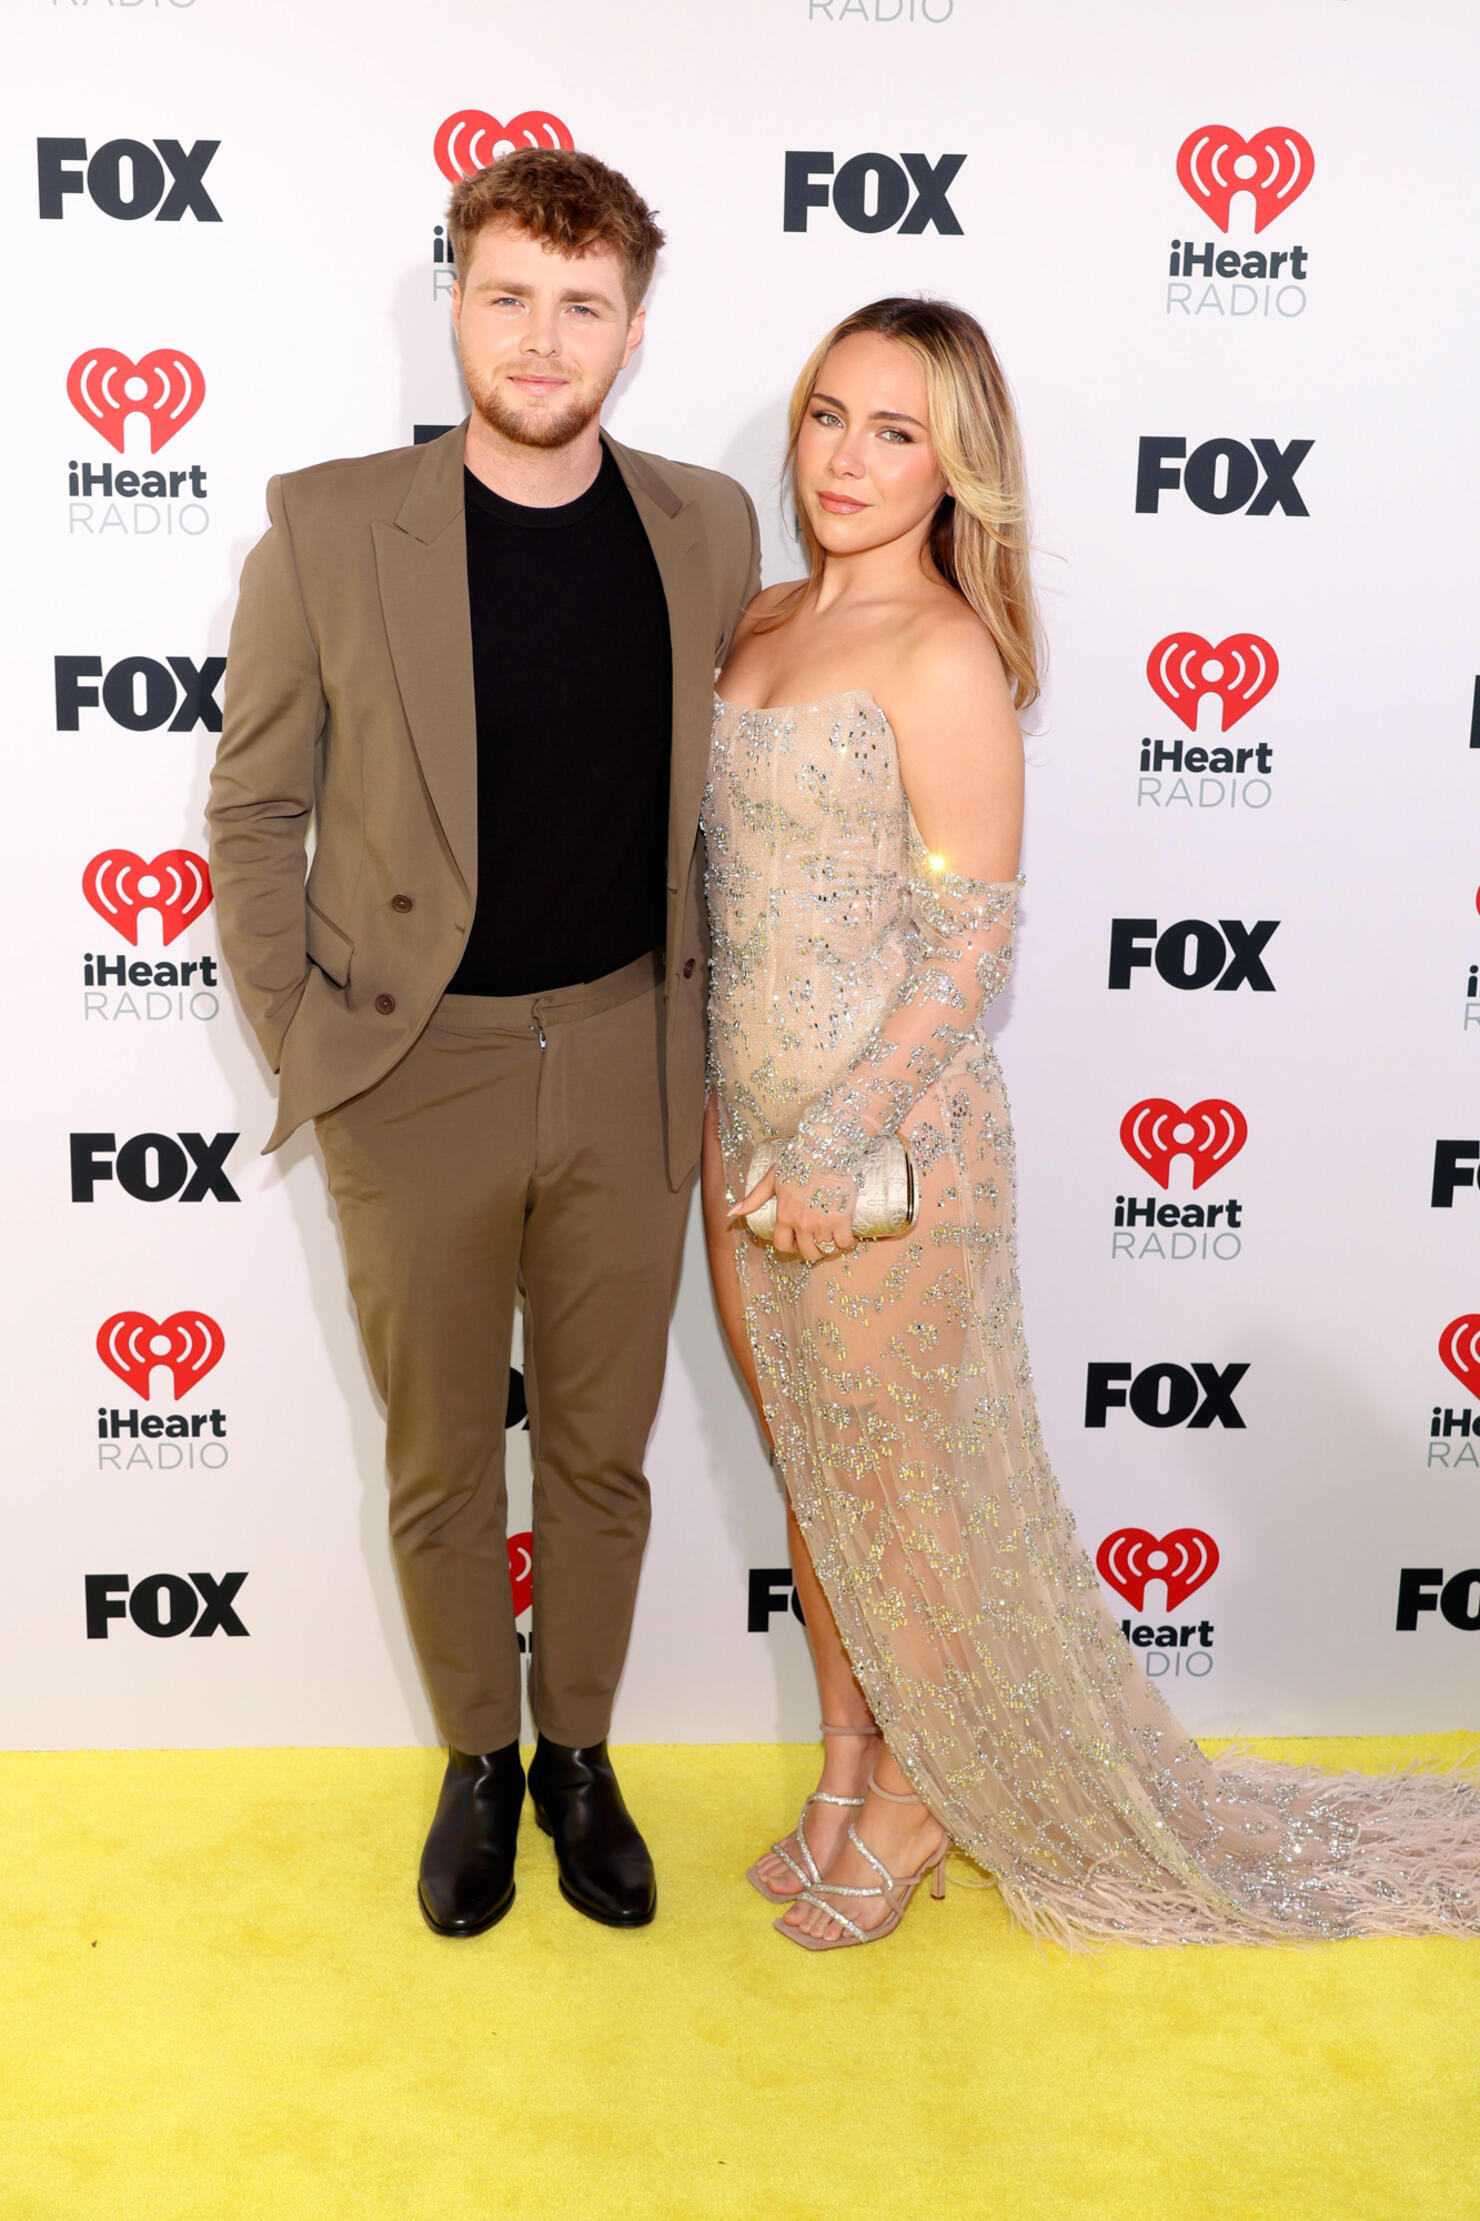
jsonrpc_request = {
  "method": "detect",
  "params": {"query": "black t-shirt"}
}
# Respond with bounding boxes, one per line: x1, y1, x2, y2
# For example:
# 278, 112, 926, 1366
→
447, 443, 672, 996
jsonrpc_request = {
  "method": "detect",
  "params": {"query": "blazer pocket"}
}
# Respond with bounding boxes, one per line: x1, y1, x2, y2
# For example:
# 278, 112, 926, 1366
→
305, 902, 353, 988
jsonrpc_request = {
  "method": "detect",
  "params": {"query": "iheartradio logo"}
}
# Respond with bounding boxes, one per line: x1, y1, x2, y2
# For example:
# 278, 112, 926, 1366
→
83, 849, 212, 946
1097, 1527, 1219, 1612
97, 1309, 224, 1398
1438, 1317, 1480, 1400
434, 109, 572, 184
1120, 1099, 1246, 1191
1175, 126, 1314, 234
1146, 633, 1277, 734
508, 1531, 533, 1617
67, 348, 205, 454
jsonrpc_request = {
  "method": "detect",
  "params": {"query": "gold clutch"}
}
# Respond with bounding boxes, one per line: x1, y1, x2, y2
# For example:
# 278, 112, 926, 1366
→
742, 1135, 919, 1245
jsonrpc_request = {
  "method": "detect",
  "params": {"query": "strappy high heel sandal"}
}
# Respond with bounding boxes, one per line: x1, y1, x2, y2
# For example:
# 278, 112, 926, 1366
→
745, 1722, 883, 1905
774, 1771, 949, 1950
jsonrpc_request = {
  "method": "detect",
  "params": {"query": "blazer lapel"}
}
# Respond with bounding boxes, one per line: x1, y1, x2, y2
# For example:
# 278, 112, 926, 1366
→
607, 435, 713, 897
372, 423, 478, 900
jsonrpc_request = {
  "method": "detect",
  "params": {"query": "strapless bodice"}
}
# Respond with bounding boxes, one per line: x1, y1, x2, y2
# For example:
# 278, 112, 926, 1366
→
701, 691, 916, 1141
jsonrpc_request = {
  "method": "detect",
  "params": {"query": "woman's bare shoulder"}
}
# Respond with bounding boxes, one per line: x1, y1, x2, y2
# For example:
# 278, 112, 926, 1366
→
738, 578, 808, 627
885, 595, 1016, 731
882, 600, 1024, 876
721, 580, 810, 691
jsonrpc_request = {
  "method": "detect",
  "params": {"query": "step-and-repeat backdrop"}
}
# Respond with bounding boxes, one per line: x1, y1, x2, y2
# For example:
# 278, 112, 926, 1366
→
4, 0, 1476, 1749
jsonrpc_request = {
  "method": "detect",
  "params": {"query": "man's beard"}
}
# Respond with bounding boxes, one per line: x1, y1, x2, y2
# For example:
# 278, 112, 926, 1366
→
464, 359, 613, 451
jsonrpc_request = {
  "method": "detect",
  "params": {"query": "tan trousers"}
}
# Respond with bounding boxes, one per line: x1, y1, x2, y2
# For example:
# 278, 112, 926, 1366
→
315, 952, 690, 1753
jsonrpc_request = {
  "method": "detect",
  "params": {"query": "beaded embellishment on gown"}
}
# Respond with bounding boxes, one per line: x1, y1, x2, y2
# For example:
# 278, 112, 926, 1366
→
703, 690, 1480, 1946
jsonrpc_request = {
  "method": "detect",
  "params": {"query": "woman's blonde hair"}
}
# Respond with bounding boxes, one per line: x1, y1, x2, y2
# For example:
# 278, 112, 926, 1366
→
761, 296, 1041, 710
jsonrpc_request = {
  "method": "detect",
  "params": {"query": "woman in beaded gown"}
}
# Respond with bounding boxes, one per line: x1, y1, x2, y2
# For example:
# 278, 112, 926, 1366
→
700, 297, 1480, 1950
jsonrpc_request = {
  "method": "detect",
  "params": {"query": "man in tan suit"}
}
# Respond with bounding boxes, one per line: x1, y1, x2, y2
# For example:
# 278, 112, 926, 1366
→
208, 150, 758, 1937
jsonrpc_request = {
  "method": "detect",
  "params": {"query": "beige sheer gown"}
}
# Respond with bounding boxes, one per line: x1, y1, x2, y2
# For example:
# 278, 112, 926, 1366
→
704, 690, 1480, 1946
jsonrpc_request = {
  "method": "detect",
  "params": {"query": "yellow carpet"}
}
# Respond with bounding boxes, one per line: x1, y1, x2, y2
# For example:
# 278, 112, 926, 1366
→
4, 1738, 1478, 2221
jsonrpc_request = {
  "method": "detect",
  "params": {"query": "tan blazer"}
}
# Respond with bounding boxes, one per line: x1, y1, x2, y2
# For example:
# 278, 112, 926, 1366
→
207, 422, 760, 1184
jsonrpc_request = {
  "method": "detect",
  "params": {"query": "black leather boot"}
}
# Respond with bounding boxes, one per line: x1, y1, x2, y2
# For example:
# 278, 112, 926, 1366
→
417, 1743, 525, 1937
528, 1737, 656, 1928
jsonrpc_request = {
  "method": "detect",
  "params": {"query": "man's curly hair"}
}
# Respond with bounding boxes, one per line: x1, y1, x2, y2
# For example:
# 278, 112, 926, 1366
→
447, 147, 665, 309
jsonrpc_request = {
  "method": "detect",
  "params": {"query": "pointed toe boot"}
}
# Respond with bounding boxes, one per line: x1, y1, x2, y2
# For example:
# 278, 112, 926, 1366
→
417, 1743, 525, 1938
528, 1737, 655, 1928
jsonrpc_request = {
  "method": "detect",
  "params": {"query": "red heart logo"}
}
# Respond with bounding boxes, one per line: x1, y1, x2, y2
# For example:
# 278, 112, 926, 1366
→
434, 109, 574, 184
66, 348, 206, 454
1146, 633, 1278, 734
507, 1532, 533, 1618
1120, 1098, 1247, 1191
97, 1310, 225, 1400
1176, 125, 1315, 235
1438, 1317, 1480, 1400
82, 849, 212, 947
1097, 1528, 1220, 1613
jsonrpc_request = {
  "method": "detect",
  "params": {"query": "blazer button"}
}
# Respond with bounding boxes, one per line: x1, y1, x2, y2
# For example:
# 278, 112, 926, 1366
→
375, 993, 396, 1014
682, 957, 696, 979
391, 894, 414, 913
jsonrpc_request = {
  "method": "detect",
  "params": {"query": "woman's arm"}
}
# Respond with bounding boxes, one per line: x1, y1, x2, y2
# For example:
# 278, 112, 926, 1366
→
889, 617, 1023, 883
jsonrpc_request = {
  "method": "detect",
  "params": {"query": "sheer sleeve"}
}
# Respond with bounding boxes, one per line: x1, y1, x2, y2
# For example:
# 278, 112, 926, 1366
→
774, 825, 1022, 1208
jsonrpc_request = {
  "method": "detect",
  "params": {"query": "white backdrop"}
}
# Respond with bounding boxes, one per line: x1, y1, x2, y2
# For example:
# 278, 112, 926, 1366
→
4, 0, 1478, 1750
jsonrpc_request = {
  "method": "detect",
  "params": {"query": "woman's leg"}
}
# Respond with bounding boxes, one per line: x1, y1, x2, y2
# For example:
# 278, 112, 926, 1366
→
701, 1100, 878, 1886
780, 1503, 873, 1739
779, 1509, 948, 1941
699, 1094, 770, 1428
